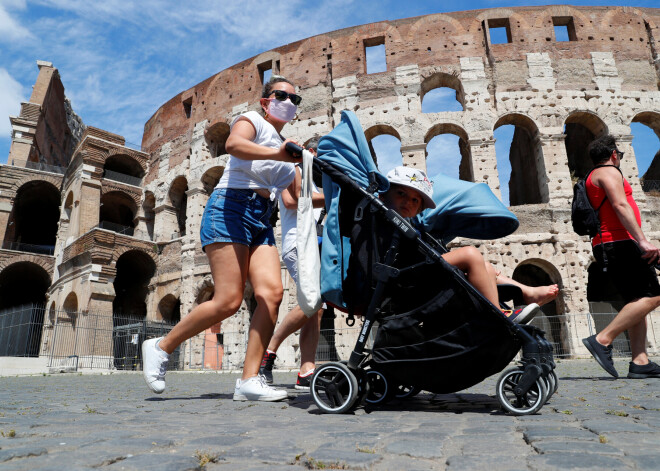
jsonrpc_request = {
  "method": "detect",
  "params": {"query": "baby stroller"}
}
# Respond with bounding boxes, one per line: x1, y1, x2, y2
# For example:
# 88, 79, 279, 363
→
288, 111, 556, 415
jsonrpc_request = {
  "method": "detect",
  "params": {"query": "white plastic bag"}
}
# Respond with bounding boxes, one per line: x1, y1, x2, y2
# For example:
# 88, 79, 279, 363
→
296, 149, 323, 316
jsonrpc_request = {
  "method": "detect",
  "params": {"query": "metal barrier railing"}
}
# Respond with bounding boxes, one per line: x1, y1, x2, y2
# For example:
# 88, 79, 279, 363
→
4, 160, 67, 175
102, 169, 143, 187
97, 221, 134, 236
1, 240, 55, 255
1, 304, 657, 372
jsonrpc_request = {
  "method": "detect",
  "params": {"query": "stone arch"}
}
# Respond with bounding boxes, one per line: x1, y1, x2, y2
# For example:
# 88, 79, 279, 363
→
365, 124, 402, 172
631, 111, 660, 186
194, 276, 214, 305
48, 301, 56, 325
0, 261, 51, 310
10, 174, 61, 197
564, 111, 608, 180
205, 121, 230, 159
169, 176, 188, 237
113, 245, 158, 267
157, 294, 181, 323
112, 249, 156, 318
201, 166, 225, 195
100, 190, 138, 234
103, 153, 145, 179
0, 253, 54, 274
424, 122, 473, 181
533, 5, 592, 30
420, 72, 465, 111
5, 180, 61, 251
494, 113, 548, 205
408, 13, 466, 39
62, 292, 78, 328
106, 147, 147, 173
511, 259, 568, 355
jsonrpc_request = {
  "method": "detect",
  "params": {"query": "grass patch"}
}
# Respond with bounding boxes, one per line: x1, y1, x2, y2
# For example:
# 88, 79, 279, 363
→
194, 450, 219, 468
295, 453, 348, 469
356, 445, 376, 454
618, 395, 631, 401
599, 435, 608, 444
84, 405, 98, 414
605, 410, 629, 417
1, 430, 16, 438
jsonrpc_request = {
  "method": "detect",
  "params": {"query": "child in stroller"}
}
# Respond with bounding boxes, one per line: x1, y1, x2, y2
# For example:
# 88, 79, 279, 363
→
293, 110, 556, 415
379, 166, 541, 325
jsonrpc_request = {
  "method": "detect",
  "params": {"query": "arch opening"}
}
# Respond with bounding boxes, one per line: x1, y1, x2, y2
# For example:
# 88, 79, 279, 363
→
420, 73, 465, 112
512, 263, 568, 356
112, 250, 155, 318
169, 177, 188, 237
5, 181, 60, 254
494, 114, 548, 206
631, 113, 660, 194
367, 129, 402, 175
142, 191, 156, 241
564, 112, 608, 181
0, 262, 50, 356
425, 124, 473, 182
201, 167, 224, 195
100, 191, 137, 235
205, 122, 230, 158
157, 294, 181, 323
103, 154, 145, 185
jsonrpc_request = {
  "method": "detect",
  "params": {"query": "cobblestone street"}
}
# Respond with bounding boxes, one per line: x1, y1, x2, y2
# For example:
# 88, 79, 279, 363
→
0, 359, 658, 470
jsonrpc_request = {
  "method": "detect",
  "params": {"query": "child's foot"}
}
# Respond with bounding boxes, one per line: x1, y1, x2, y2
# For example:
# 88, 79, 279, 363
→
522, 284, 559, 306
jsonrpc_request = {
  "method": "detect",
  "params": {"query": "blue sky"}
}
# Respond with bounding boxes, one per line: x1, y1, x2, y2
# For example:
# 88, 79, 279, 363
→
1, 0, 658, 204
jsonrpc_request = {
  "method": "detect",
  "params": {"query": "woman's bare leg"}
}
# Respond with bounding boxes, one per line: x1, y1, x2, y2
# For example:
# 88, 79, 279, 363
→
443, 246, 498, 306
159, 243, 248, 354
244, 244, 284, 380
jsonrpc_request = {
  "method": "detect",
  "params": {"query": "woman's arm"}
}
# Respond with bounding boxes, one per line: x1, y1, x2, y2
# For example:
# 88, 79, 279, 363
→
225, 118, 299, 162
281, 167, 301, 209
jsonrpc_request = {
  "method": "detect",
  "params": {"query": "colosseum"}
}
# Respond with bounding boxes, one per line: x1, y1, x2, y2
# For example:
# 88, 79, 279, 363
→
1, 5, 659, 374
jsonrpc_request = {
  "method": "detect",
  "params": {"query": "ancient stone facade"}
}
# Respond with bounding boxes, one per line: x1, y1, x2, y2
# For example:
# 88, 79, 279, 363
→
2, 6, 660, 370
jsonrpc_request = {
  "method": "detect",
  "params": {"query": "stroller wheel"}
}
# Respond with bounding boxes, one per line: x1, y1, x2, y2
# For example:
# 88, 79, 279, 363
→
394, 384, 421, 399
496, 367, 546, 416
549, 370, 559, 396
311, 362, 359, 414
365, 370, 389, 404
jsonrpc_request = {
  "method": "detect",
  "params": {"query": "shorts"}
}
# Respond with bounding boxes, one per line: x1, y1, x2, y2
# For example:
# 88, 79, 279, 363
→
592, 239, 660, 304
200, 188, 276, 250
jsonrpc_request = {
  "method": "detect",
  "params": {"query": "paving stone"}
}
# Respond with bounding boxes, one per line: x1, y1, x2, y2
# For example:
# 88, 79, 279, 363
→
446, 454, 528, 471
531, 440, 624, 456
306, 447, 382, 469
582, 419, 655, 434
527, 452, 629, 470
104, 453, 200, 470
522, 426, 599, 442
385, 439, 444, 459
0, 446, 48, 462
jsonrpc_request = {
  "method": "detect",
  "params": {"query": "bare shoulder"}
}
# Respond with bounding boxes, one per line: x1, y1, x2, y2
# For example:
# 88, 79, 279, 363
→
592, 165, 622, 186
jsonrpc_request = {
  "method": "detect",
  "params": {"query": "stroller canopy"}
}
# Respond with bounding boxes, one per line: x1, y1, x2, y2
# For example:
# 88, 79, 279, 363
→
317, 111, 389, 192
419, 173, 519, 243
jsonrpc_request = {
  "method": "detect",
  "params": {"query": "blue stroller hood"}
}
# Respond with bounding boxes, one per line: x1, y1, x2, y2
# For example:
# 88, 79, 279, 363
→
317, 111, 388, 309
419, 173, 519, 244
317, 110, 389, 191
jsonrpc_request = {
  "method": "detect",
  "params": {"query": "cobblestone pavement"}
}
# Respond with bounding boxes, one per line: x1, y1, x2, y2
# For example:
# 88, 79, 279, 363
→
0, 359, 658, 470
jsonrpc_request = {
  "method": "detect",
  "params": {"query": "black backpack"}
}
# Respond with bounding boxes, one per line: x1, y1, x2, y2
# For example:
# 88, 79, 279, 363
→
571, 165, 621, 237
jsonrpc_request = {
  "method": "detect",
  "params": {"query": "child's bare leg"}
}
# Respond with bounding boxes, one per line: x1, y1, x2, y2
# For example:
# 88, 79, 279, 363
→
443, 247, 498, 306
487, 263, 559, 306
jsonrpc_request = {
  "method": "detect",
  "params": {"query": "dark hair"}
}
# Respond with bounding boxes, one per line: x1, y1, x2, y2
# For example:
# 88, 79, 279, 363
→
261, 76, 294, 99
588, 134, 618, 165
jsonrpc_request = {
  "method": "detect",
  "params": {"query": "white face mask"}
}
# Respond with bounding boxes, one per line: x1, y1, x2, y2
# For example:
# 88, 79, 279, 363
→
267, 98, 297, 122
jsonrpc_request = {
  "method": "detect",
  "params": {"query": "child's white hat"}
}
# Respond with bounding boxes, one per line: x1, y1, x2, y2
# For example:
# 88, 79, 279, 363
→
386, 166, 436, 210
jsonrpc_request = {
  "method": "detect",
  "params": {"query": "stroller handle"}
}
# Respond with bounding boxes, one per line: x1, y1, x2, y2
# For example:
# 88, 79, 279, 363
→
285, 142, 304, 159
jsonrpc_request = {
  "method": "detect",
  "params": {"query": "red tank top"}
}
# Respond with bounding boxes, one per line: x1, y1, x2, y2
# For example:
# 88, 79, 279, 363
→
585, 168, 641, 246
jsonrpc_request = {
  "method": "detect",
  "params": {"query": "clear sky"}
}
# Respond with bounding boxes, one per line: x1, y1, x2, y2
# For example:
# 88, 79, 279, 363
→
1, 1, 658, 205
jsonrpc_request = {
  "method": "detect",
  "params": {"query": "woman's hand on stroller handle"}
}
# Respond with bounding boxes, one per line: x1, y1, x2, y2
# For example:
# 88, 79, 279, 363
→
284, 141, 305, 161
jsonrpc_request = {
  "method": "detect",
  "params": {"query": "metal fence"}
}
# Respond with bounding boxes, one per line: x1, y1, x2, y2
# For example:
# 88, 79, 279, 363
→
0, 304, 180, 371
1, 240, 55, 255
97, 221, 134, 236
103, 169, 143, 187
8, 160, 67, 175
1, 304, 657, 372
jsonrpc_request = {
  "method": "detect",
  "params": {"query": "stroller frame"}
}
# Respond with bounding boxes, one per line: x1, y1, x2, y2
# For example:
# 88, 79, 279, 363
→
308, 156, 557, 415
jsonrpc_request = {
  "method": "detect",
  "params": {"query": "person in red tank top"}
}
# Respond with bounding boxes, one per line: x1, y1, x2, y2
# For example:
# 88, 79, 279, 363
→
582, 135, 660, 379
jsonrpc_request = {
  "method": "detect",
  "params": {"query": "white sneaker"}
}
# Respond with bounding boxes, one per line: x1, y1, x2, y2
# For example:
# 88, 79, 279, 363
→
233, 375, 288, 402
512, 303, 541, 325
142, 337, 168, 394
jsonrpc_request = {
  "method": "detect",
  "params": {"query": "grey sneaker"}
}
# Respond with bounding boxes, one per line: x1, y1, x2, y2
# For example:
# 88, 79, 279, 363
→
582, 335, 618, 378
233, 375, 288, 402
142, 337, 169, 393
627, 361, 660, 379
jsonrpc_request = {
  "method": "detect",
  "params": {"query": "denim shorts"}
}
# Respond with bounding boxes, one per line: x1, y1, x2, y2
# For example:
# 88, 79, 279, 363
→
200, 188, 276, 250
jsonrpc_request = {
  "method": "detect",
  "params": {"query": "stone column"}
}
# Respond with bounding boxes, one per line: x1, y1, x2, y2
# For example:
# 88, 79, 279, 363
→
400, 143, 426, 171
154, 204, 178, 242
469, 138, 502, 201
538, 134, 574, 208
614, 135, 645, 204
78, 174, 102, 234
0, 198, 12, 245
